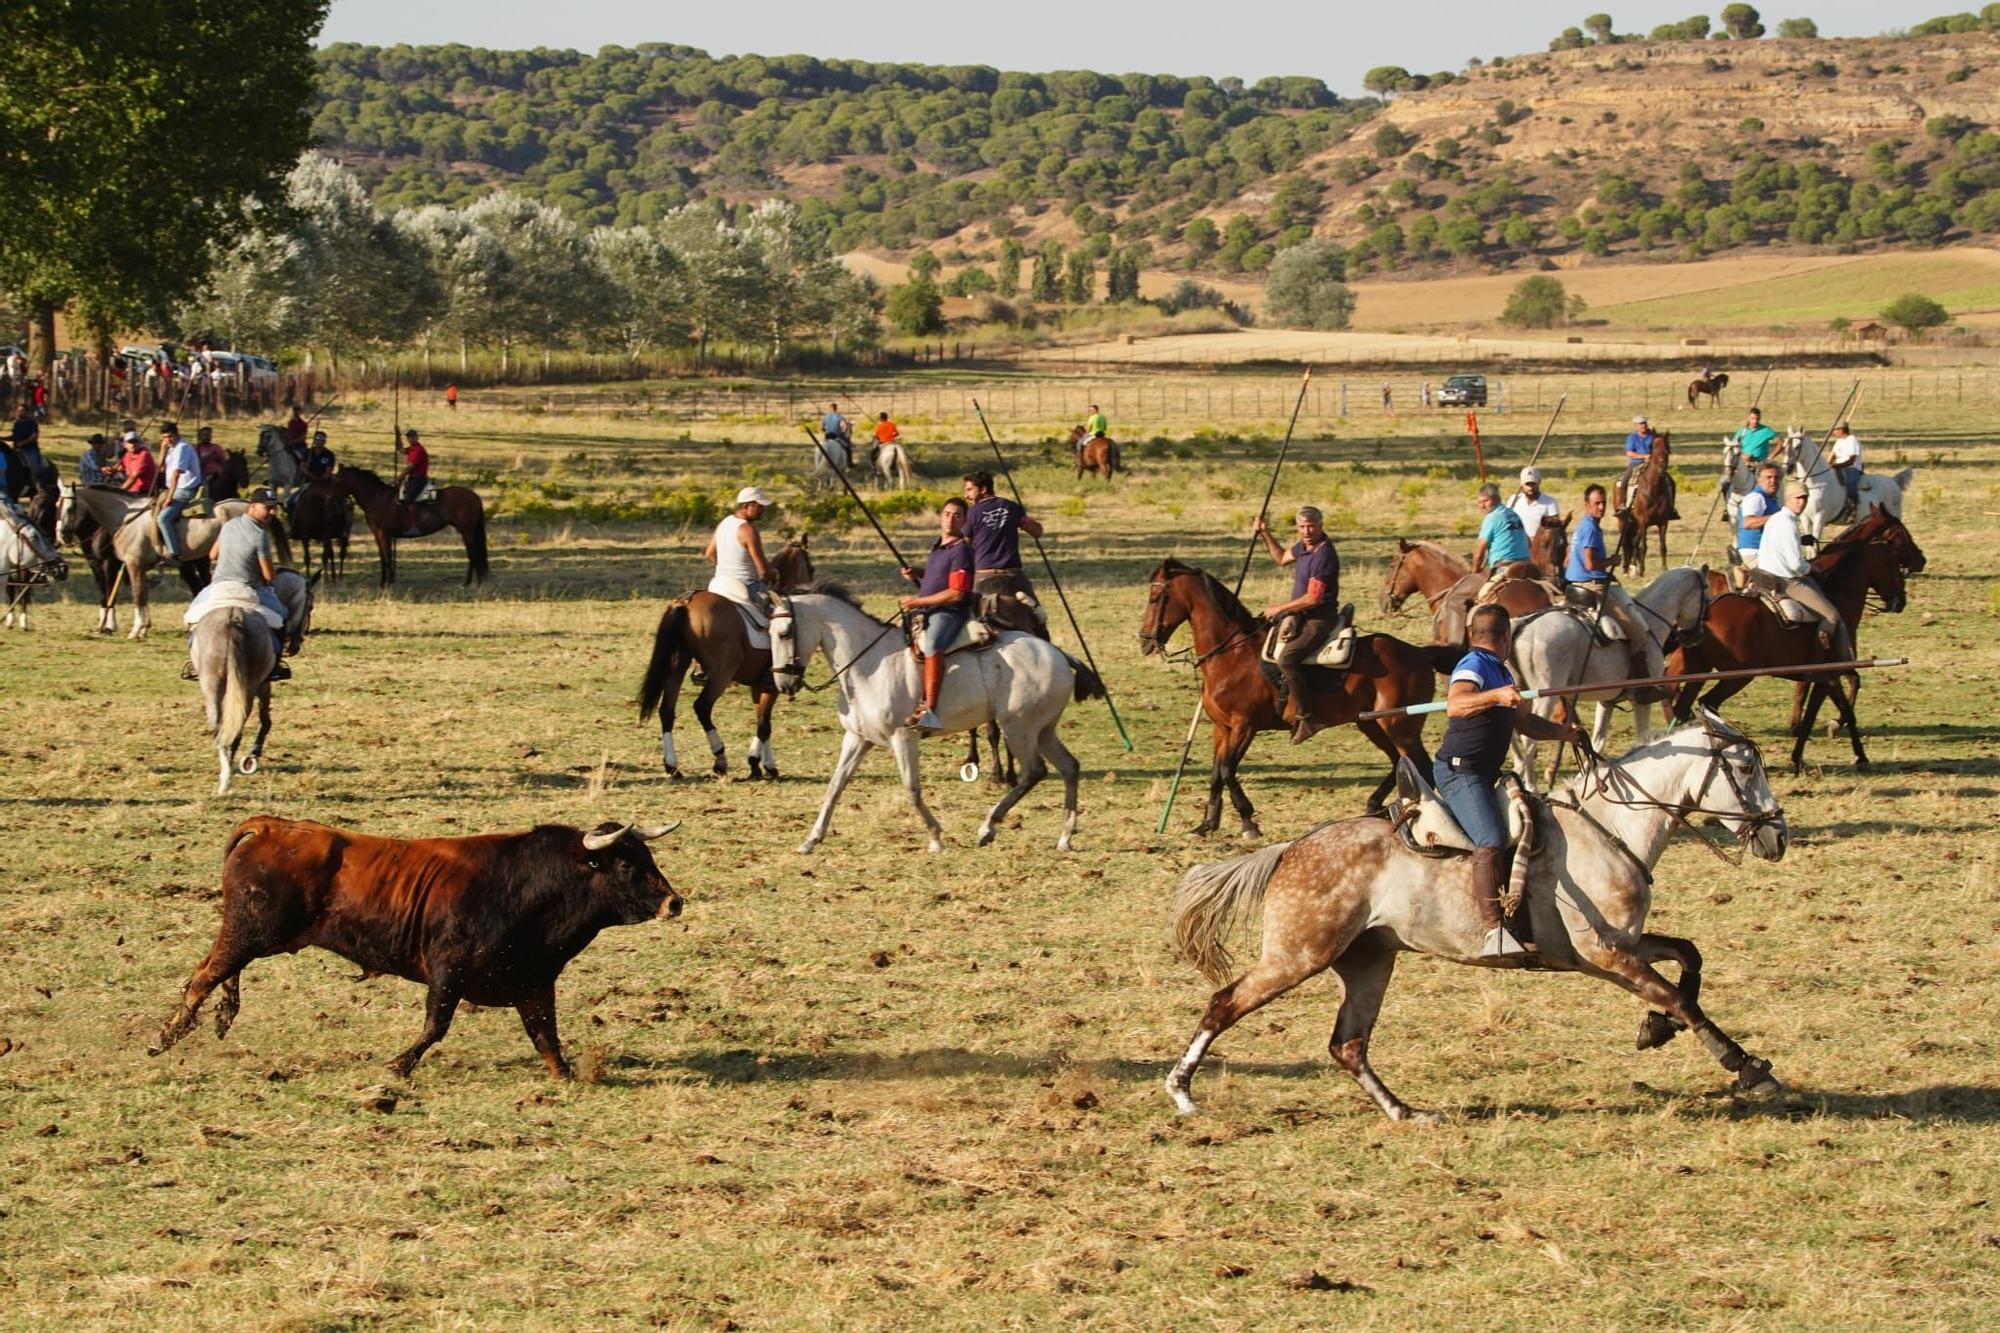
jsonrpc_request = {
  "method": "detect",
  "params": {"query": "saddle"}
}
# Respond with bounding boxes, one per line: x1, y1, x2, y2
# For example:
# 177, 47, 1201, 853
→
1387, 756, 1535, 857
980, 589, 1046, 637
1539, 589, 1628, 643
910, 613, 999, 659
706, 579, 771, 648
184, 582, 283, 630
1259, 603, 1358, 671
1741, 584, 1819, 627
412, 481, 439, 505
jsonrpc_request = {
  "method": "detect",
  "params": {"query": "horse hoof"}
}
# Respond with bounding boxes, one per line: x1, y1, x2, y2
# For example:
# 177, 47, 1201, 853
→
1167, 1088, 1200, 1116
237, 755, 258, 776
663, 766, 683, 781
1636, 1011, 1686, 1050
1854, 756, 1870, 771
795, 840, 818, 856
763, 767, 780, 782
1056, 834, 1073, 852
1240, 824, 1264, 842
1390, 1106, 1442, 1125
975, 826, 996, 847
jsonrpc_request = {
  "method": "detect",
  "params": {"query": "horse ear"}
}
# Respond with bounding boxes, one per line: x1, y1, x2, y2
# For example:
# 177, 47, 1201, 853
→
1397, 538, 1411, 552
798, 533, 809, 549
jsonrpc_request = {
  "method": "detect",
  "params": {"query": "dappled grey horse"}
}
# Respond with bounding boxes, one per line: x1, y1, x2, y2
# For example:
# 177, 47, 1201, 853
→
191, 569, 314, 794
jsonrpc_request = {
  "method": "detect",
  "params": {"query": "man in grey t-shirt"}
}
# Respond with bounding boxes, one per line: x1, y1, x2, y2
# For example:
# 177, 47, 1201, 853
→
182, 488, 291, 681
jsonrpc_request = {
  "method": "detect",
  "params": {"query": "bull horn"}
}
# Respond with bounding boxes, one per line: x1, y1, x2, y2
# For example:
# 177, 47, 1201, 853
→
581, 823, 631, 851
633, 821, 680, 841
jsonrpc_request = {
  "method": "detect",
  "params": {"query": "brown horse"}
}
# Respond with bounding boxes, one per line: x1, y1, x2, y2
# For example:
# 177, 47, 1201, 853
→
334, 466, 488, 588
1615, 433, 1674, 576
1378, 538, 1554, 647
637, 539, 816, 780
1687, 371, 1728, 407
289, 479, 353, 581
1139, 558, 1435, 837
1529, 510, 1570, 576
1667, 511, 1916, 771
1068, 425, 1120, 481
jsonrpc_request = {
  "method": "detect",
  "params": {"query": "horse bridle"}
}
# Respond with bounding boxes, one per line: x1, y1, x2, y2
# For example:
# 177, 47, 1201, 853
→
1567, 718, 1781, 866
768, 596, 905, 698
1143, 571, 1255, 667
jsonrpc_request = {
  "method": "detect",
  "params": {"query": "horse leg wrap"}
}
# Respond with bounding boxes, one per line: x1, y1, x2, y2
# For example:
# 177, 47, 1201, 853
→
660, 732, 679, 772
704, 728, 725, 756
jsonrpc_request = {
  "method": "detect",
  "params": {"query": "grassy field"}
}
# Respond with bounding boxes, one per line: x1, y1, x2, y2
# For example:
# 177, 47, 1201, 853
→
1591, 249, 2000, 330
4, 402, 1998, 1327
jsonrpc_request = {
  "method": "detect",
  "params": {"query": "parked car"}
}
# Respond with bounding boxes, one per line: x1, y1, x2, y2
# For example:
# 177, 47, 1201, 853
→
1437, 373, 1487, 407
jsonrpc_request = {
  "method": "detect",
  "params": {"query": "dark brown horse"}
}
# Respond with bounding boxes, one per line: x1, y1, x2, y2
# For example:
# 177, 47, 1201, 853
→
1068, 425, 1120, 481
637, 539, 816, 780
1667, 511, 1916, 771
1615, 432, 1673, 575
209, 450, 251, 502
1139, 558, 1435, 837
1688, 371, 1728, 407
289, 480, 353, 581
1529, 510, 1570, 576
334, 466, 488, 588
1378, 538, 1554, 647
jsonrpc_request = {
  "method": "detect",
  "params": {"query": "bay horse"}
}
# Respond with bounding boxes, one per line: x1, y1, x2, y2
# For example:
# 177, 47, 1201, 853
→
1139, 558, 1435, 838
1529, 510, 1570, 576
209, 450, 251, 502
1687, 371, 1728, 407
1165, 712, 1789, 1120
289, 479, 353, 581
1615, 432, 1673, 576
1378, 538, 1554, 647
1068, 426, 1120, 481
637, 539, 815, 780
1669, 508, 1918, 771
334, 466, 488, 588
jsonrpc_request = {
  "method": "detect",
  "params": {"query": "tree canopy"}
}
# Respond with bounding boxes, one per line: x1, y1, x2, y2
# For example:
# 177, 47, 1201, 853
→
1262, 240, 1354, 330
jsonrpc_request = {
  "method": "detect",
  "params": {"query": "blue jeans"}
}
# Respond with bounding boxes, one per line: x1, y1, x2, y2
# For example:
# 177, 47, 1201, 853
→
158, 491, 197, 558
400, 474, 427, 503
1836, 465, 1860, 506
918, 606, 968, 656
1433, 758, 1507, 849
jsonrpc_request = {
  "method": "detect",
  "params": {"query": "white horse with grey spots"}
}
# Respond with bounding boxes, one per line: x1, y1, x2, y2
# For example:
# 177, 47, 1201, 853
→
768, 589, 1102, 853
1166, 712, 1788, 1121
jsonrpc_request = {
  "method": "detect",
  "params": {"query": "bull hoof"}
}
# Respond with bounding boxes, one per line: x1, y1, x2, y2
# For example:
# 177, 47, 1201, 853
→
1636, 1011, 1686, 1050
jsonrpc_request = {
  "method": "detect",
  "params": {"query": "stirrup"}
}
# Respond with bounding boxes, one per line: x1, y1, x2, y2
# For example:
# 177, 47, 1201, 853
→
1480, 925, 1533, 957
179, 660, 199, 681
905, 707, 943, 732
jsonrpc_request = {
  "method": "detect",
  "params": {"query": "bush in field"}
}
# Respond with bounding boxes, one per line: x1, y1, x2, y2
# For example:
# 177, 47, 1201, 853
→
1501, 274, 1572, 328
886, 278, 945, 335
1262, 239, 1354, 330
1882, 292, 1950, 334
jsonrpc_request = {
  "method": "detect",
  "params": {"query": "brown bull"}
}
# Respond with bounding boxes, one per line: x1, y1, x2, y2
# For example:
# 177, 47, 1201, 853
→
150, 816, 683, 1079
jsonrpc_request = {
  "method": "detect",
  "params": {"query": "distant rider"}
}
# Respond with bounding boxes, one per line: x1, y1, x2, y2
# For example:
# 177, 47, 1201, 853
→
1732, 406, 1779, 471
897, 496, 975, 731
1615, 414, 1655, 511
394, 427, 430, 534
1828, 423, 1863, 511
1254, 504, 1342, 744
1085, 403, 1108, 441
820, 402, 853, 469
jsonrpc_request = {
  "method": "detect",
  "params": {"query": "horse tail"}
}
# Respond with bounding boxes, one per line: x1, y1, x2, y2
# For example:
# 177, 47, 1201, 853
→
1064, 652, 1107, 703
214, 612, 257, 760
638, 600, 690, 722
1107, 441, 1121, 476
464, 510, 490, 583
1173, 839, 1293, 985
1420, 642, 1462, 676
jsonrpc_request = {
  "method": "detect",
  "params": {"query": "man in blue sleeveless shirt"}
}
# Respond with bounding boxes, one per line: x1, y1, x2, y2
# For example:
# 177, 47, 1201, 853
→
1437, 605, 1583, 957
1254, 505, 1342, 743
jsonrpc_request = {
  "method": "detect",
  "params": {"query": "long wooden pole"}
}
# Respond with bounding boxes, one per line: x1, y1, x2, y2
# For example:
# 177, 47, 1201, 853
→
1157, 368, 1314, 832
969, 400, 1132, 751
1358, 657, 1907, 720
1523, 394, 1567, 472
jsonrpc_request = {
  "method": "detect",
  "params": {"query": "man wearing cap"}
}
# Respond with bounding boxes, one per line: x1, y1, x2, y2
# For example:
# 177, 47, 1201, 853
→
705, 486, 778, 608
1563, 483, 1667, 701
962, 469, 1045, 634
182, 487, 292, 682
156, 423, 203, 562
898, 496, 975, 731
118, 432, 157, 495
1750, 479, 1850, 657
77, 433, 116, 487
1614, 415, 1654, 512
1253, 504, 1343, 743
1509, 468, 1559, 539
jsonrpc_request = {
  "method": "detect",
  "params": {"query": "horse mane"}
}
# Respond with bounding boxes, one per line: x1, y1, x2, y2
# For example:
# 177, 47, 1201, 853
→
1821, 509, 1896, 552
1155, 558, 1257, 625
804, 579, 865, 610
340, 465, 387, 488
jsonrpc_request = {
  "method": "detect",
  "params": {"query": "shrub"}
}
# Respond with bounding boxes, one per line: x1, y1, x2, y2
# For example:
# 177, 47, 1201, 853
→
1262, 239, 1354, 329
1500, 274, 1572, 328
1882, 292, 1950, 334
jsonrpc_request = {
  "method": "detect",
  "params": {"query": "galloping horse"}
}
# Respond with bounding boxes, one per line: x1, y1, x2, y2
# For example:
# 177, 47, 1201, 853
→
333, 466, 488, 588
1615, 432, 1674, 575
1165, 713, 1789, 1120
1068, 425, 1121, 481
1669, 509, 1918, 771
637, 538, 815, 780
1378, 538, 1554, 647
1687, 371, 1729, 407
1139, 558, 1435, 837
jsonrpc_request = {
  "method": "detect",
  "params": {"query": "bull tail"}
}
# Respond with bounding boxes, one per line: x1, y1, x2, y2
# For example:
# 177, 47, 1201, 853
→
1173, 839, 1293, 985
1064, 652, 1106, 703
639, 600, 692, 722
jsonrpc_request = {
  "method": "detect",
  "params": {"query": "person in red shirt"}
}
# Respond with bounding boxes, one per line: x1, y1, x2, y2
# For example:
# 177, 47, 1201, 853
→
444, 383, 458, 411
119, 434, 157, 495
395, 427, 431, 532
195, 426, 227, 492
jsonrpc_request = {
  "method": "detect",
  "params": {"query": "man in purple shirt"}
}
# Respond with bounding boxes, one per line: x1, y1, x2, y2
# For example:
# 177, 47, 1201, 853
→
1253, 504, 1344, 743
961, 470, 1046, 634
898, 497, 976, 731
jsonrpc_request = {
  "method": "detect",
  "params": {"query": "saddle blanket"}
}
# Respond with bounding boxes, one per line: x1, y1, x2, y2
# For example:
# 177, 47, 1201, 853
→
707, 577, 770, 649
1391, 759, 1533, 854
1748, 589, 1818, 625
1259, 619, 1357, 670
185, 581, 283, 630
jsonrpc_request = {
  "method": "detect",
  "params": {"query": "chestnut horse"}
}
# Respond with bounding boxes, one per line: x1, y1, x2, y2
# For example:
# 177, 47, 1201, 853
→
637, 539, 816, 780
1068, 426, 1120, 481
1378, 538, 1554, 647
1667, 510, 1917, 771
1139, 558, 1435, 837
1615, 433, 1673, 576
1687, 371, 1728, 407
289, 479, 353, 581
334, 466, 488, 588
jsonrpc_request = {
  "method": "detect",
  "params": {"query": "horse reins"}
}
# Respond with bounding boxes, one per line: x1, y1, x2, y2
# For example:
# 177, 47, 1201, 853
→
1561, 725, 1779, 867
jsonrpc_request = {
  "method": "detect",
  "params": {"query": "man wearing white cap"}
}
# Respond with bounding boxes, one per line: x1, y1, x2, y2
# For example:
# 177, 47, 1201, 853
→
1508, 467, 1560, 543
705, 486, 778, 607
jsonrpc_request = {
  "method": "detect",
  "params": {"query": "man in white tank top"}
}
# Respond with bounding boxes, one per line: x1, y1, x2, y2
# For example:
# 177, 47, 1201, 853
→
705, 486, 777, 607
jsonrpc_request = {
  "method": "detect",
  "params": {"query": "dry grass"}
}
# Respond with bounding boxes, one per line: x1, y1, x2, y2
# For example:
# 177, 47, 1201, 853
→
3, 399, 1997, 1326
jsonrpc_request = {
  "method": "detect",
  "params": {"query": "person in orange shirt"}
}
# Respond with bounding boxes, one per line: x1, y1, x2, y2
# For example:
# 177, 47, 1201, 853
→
870, 411, 899, 472
444, 383, 458, 411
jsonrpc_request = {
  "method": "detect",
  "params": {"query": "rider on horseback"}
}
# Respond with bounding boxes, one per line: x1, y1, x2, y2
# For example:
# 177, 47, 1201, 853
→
180, 487, 292, 682
1509, 467, 1559, 540
1735, 463, 1781, 577
898, 496, 975, 732
1437, 604, 1585, 959
871, 411, 899, 473
77, 433, 115, 487
1747, 479, 1854, 660
395, 428, 430, 535
1085, 403, 1109, 443
705, 486, 777, 606
1563, 484, 1668, 702
1615, 415, 1654, 511
1733, 406, 1778, 468
821, 403, 853, 470
288, 430, 337, 523
1254, 505, 1342, 744
1471, 482, 1532, 602
157, 424, 203, 562
1828, 423, 1864, 513
963, 470, 1046, 634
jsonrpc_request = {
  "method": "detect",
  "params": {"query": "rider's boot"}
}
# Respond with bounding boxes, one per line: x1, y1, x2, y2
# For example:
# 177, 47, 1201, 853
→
1473, 847, 1532, 958
268, 630, 292, 681
905, 653, 944, 731
1627, 648, 1670, 705
1280, 666, 1322, 744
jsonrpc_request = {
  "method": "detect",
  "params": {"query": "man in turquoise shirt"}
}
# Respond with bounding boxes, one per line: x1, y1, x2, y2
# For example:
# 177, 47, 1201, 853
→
1733, 407, 1779, 465
1472, 482, 1529, 571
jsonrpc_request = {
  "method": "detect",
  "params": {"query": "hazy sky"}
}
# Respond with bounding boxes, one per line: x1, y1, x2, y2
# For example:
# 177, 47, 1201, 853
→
320, 1, 1912, 94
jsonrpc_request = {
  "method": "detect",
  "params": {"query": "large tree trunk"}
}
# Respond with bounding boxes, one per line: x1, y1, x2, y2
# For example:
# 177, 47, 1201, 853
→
459, 338, 468, 374
27, 300, 58, 378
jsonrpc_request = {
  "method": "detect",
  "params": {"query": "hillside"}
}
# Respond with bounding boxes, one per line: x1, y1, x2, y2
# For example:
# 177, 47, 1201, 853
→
310, 31, 2000, 293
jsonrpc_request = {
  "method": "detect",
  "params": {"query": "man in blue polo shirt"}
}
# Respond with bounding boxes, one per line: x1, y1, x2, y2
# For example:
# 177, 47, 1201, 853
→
1254, 504, 1342, 743
898, 496, 976, 731
1436, 604, 1583, 958
1472, 482, 1530, 573
1563, 483, 1666, 701
1614, 414, 1654, 510
1735, 462, 1781, 577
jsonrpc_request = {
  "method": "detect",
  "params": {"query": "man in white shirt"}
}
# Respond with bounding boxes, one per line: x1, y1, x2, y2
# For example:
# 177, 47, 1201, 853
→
1827, 424, 1862, 511
1748, 479, 1850, 658
156, 423, 203, 562
1508, 467, 1560, 540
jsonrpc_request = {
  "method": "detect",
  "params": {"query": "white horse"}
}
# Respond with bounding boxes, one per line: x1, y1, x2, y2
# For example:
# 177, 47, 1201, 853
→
2, 509, 68, 630
1166, 711, 1789, 1121
810, 435, 855, 492
1720, 435, 1913, 543
1507, 565, 1711, 786
190, 568, 315, 795
768, 590, 1100, 853
257, 424, 303, 494
873, 437, 913, 490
